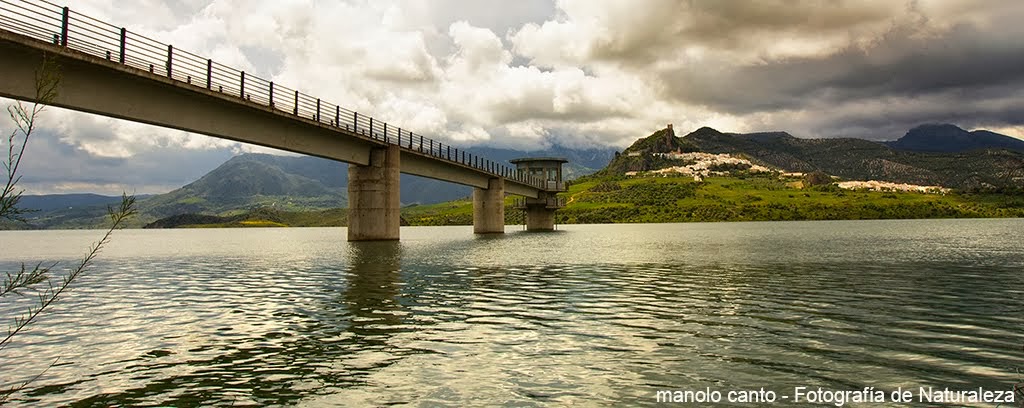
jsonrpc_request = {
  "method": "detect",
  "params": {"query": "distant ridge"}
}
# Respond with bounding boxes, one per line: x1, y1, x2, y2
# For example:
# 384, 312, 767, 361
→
18, 193, 128, 212
886, 124, 1024, 153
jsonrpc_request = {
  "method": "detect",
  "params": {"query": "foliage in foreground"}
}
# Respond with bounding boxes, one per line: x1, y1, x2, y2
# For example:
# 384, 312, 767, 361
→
0, 54, 136, 404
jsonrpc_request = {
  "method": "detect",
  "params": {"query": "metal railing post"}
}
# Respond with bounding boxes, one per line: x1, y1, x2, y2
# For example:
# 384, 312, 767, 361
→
240, 71, 245, 98
316, 99, 321, 122
60, 7, 68, 46
353, 112, 358, 130
383, 123, 388, 142
166, 45, 173, 78
118, 28, 126, 63
335, 106, 340, 126
269, 81, 274, 107
293, 90, 299, 115
369, 118, 374, 138
206, 59, 212, 89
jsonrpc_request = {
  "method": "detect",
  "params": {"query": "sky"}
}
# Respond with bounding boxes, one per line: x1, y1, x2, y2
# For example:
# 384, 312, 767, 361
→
3, 0, 1024, 195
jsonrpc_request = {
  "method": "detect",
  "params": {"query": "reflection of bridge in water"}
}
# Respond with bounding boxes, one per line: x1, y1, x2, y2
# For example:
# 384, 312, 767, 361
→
0, 0, 567, 240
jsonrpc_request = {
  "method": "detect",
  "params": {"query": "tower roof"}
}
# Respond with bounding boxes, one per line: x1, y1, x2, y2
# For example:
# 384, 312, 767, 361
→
509, 157, 568, 164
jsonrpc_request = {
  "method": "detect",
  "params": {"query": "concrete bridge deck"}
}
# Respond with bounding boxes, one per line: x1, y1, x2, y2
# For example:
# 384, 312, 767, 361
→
0, 0, 567, 240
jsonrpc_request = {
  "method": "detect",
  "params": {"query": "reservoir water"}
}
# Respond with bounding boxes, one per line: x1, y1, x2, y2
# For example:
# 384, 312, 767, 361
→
1, 219, 1022, 406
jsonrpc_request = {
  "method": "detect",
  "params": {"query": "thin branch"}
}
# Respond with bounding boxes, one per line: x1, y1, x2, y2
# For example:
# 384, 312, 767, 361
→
0, 194, 135, 352
0, 53, 60, 222
0, 262, 56, 298
0, 357, 60, 405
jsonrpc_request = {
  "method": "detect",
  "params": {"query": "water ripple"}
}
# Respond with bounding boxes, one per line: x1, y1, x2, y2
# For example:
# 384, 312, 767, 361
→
0, 220, 1021, 406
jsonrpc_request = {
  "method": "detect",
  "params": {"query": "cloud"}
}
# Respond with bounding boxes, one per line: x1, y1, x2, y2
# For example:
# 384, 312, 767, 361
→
7, 121, 237, 195
5, 0, 1024, 194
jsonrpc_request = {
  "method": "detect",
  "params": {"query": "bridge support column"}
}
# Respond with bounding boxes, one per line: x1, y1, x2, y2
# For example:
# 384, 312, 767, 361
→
524, 192, 557, 232
348, 145, 400, 241
473, 177, 505, 234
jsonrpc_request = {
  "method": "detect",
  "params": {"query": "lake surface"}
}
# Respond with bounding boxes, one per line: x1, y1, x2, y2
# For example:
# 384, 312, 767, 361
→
1, 219, 1022, 406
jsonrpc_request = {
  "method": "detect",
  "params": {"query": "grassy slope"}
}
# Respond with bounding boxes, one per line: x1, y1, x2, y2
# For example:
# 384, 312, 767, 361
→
148, 208, 348, 228
402, 173, 1024, 226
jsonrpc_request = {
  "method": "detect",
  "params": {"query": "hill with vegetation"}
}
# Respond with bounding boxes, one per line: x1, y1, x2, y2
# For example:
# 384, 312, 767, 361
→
402, 173, 1024, 226
599, 126, 1024, 191
405, 124, 1024, 226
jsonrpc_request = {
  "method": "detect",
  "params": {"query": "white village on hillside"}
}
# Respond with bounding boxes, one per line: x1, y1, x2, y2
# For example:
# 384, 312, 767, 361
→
624, 151, 950, 194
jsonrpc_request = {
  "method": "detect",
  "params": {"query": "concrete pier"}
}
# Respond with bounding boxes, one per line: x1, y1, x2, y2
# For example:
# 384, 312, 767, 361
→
473, 177, 505, 234
348, 145, 401, 241
524, 192, 557, 231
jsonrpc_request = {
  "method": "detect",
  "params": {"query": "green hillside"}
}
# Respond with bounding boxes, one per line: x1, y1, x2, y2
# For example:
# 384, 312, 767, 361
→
402, 173, 1024, 226
250, 125, 1024, 227
599, 126, 1024, 191
404, 123, 1024, 225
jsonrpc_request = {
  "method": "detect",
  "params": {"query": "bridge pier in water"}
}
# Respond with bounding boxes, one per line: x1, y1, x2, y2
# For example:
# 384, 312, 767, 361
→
523, 193, 558, 231
473, 177, 505, 234
348, 145, 401, 241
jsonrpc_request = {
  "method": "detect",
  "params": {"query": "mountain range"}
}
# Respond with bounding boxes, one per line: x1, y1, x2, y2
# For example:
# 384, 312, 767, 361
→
15, 144, 615, 229
11, 123, 1022, 229
602, 124, 1024, 191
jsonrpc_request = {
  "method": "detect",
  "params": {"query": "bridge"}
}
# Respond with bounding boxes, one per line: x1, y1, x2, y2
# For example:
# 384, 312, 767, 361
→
0, 0, 567, 240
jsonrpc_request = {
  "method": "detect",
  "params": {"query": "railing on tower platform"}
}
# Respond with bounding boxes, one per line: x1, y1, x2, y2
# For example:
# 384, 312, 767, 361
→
513, 196, 566, 210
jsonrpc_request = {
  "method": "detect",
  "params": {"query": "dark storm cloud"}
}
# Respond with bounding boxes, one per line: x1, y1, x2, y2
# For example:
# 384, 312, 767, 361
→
666, 22, 1024, 113
657, 3, 1024, 139
18, 129, 236, 194
574, 0, 899, 64
783, 89, 1024, 140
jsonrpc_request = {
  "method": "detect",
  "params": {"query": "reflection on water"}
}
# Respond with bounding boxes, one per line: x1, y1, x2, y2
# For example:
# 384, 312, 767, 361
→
0, 220, 1022, 406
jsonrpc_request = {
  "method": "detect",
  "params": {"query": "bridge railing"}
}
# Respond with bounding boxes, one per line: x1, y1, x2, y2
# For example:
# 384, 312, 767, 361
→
0, 0, 547, 190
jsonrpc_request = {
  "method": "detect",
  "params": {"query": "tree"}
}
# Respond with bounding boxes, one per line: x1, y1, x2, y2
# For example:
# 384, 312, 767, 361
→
0, 54, 136, 404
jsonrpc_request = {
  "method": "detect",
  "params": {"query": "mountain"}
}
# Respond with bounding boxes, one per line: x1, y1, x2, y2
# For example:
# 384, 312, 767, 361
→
599, 125, 1024, 191
598, 126, 698, 174
142, 154, 347, 218
887, 124, 1024, 153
